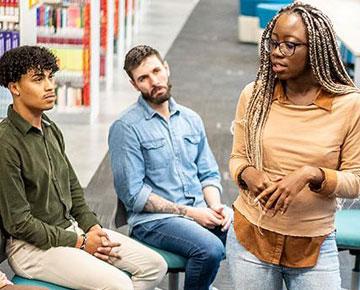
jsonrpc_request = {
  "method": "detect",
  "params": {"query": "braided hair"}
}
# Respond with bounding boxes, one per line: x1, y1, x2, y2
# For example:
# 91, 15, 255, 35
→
245, 1, 358, 170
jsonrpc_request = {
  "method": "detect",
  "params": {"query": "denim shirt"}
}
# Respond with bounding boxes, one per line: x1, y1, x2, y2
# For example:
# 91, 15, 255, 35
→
108, 96, 222, 231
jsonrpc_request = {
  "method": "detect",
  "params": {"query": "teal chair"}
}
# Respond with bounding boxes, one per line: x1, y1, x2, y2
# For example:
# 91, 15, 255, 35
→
0, 227, 72, 290
115, 199, 187, 290
335, 209, 360, 290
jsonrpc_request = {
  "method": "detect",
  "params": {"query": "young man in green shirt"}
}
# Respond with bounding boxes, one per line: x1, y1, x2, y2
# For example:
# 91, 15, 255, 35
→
0, 46, 166, 290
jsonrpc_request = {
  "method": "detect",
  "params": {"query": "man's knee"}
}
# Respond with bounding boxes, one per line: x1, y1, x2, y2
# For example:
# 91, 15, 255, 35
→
202, 237, 225, 264
103, 274, 134, 290
141, 250, 167, 280
154, 254, 168, 278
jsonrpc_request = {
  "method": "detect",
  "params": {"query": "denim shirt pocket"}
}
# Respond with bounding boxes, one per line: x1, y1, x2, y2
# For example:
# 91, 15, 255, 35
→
183, 134, 201, 162
141, 138, 170, 170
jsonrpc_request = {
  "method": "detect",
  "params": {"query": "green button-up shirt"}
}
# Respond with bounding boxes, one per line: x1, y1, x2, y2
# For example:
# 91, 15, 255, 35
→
0, 106, 99, 249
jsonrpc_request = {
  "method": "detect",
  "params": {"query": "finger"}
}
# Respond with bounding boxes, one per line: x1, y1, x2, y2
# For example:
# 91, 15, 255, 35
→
221, 210, 231, 226
209, 214, 223, 226
272, 177, 282, 182
107, 250, 122, 259
107, 241, 121, 248
210, 209, 224, 220
274, 192, 288, 213
97, 247, 122, 259
94, 252, 111, 263
222, 217, 232, 231
280, 198, 291, 215
101, 236, 109, 246
97, 246, 112, 255
263, 189, 282, 210
254, 184, 278, 203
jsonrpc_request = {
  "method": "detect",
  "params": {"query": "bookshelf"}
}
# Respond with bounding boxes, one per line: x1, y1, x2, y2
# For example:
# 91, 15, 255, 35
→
0, 0, 20, 57
33, 0, 100, 123
1, 0, 145, 123
0, 0, 20, 118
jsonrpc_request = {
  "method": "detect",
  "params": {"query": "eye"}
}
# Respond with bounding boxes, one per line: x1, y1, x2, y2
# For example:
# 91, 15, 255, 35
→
284, 41, 296, 50
153, 68, 160, 74
270, 39, 278, 47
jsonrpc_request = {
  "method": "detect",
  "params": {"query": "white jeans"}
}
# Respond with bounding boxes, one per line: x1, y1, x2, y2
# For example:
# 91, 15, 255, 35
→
6, 225, 167, 290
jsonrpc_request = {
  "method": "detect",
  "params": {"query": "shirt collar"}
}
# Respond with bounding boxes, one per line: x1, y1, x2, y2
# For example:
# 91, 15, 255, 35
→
273, 81, 334, 111
7, 105, 52, 136
138, 95, 180, 120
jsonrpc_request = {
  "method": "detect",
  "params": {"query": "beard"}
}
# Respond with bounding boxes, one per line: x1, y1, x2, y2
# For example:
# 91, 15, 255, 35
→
141, 82, 172, 105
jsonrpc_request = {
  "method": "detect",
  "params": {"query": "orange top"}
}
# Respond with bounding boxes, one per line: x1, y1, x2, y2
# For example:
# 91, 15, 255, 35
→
230, 81, 360, 237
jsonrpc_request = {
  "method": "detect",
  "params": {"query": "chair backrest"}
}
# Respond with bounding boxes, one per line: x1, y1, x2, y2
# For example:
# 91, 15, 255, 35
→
114, 198, 128, 228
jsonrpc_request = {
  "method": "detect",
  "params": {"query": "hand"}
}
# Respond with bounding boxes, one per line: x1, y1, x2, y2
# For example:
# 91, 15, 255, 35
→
94, 236, 121, 263
255, 166, 323, 215
83, 228, 108, 255
186, 207, 223, 229
210, 204, 232, 231
88, 224, 102, 232
241, 167, 272, 197
0, 271, 13, 288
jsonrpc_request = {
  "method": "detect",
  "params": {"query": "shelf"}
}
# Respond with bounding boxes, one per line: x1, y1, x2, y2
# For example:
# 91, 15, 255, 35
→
55, 71, 84, 87
0, 15, 19, 23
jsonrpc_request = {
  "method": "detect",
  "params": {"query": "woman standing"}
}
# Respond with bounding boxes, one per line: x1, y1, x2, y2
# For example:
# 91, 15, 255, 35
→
228, 2, 360, 290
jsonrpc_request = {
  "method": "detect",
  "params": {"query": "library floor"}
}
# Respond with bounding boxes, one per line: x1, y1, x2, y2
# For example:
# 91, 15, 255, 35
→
1, 0, 357, 289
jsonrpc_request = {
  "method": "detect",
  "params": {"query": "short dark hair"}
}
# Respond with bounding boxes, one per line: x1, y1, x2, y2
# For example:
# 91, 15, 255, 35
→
124, 45, 163, 80
0, 46, 59, 88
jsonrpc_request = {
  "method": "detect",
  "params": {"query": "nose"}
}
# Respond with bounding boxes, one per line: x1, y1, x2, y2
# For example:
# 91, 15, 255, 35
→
272, 43, 284, 58
44, 77, 55, 91
149, 74, 160, 86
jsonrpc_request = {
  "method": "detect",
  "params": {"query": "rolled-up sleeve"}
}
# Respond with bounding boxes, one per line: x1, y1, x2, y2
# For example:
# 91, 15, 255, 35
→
229, 83, 254, 185
194, 117, 222, 194
109, 120, 151, 212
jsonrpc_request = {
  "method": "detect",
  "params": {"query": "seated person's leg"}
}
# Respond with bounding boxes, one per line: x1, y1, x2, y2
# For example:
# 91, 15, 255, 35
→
132, 217, 225, 290
1, 271, 47, 290
7, 238, 133, 290
103, 229, 167, 290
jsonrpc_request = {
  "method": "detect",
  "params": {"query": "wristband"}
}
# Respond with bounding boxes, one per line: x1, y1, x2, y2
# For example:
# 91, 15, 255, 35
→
80, 233, 87, 250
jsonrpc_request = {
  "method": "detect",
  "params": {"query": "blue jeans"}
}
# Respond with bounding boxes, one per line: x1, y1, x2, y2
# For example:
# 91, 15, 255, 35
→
132, 217, 227, 290
226, 223, 341, 290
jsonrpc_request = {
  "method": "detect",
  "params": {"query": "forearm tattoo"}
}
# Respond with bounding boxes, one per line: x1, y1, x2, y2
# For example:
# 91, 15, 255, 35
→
144, 193, 188, 216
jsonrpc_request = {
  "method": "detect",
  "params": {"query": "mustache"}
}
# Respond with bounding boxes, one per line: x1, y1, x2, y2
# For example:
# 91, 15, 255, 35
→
151, 85, 167, 95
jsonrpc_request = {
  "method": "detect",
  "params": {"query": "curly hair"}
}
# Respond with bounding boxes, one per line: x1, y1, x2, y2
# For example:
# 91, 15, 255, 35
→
124, 45, 163, 80
0, 46, 59, 88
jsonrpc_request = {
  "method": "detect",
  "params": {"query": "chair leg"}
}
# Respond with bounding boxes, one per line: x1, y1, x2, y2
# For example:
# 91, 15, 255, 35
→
168, 272, 179, 290
352, 255, 360, 290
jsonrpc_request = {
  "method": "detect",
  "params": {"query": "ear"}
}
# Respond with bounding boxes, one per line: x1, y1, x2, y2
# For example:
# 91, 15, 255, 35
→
164, 61, 170, 77
129, 79, 140, 92
8, 82, 20, 97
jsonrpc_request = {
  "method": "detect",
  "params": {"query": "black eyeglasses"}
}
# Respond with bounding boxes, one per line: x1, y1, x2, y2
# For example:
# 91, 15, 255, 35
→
264, 38, 308, 56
